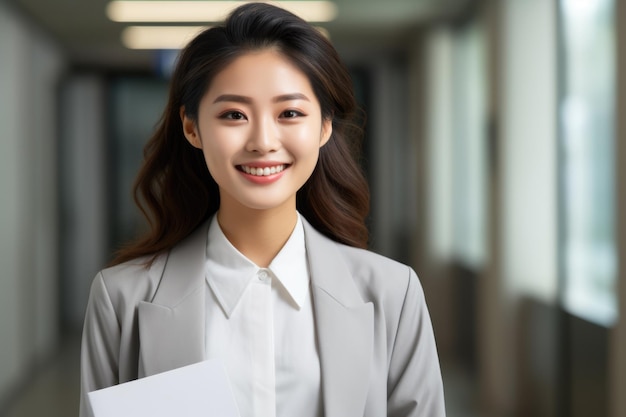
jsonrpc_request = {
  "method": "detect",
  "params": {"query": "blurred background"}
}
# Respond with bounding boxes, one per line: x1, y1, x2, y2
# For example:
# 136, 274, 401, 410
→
1, 0, 626, 416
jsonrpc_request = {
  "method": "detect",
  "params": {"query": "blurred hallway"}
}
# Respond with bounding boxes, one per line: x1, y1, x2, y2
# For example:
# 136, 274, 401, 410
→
3, 0, 626, 416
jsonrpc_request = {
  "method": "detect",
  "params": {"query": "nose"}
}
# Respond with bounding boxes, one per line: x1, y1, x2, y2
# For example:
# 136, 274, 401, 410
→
245, 116, 280, 154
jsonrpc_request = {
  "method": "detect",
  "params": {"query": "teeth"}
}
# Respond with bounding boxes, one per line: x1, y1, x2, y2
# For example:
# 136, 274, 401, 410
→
241, 164, 286, 176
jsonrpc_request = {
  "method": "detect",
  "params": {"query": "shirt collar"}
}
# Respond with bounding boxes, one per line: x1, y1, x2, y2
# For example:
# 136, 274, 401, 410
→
205, 213, 309, 318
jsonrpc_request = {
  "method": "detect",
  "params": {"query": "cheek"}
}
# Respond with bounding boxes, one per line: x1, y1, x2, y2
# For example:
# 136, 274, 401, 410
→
201, 126, 240, 156
199, 131, 237, 175
289, 123, 324, 152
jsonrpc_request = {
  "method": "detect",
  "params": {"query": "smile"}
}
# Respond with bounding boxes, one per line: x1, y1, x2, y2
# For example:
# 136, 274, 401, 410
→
238, 164, 288, 177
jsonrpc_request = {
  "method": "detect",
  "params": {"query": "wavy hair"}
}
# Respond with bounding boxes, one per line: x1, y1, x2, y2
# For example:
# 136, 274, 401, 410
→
111, 2, 370, 265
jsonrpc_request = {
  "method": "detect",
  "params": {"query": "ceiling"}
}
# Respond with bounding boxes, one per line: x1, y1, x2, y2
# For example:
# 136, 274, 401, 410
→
8, 0, 470, 69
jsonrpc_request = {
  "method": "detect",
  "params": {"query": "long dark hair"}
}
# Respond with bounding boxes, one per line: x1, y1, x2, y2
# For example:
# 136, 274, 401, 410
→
112, 2, 370, 266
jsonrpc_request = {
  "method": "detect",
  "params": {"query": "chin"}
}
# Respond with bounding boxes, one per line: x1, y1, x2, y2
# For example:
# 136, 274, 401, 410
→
238, 197, 295, 212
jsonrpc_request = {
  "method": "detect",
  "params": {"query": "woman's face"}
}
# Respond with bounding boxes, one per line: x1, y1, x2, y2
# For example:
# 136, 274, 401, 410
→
182, 49, 332, 214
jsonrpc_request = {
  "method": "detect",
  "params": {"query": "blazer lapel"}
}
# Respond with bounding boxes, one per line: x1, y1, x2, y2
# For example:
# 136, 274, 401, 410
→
137, 221, 209, 377
303, 220, 374, 417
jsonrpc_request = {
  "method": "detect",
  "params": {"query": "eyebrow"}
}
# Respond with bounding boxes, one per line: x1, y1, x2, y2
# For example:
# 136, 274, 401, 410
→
273, 93, 310, 103
212, 93, 310, 104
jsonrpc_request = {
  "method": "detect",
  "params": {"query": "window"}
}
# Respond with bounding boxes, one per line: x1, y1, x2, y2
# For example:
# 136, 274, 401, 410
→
560, 0, 617, 325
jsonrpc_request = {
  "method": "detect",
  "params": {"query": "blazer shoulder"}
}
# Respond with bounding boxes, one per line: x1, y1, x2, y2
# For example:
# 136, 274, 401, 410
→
91, 219, 209, 309
337, 244, 414, 280
301, 217, 418, 299
334, 243, 421, 301
94, 253, 167, 308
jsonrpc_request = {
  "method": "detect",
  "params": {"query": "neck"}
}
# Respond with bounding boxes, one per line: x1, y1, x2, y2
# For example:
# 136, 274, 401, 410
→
216, 202, 298, 268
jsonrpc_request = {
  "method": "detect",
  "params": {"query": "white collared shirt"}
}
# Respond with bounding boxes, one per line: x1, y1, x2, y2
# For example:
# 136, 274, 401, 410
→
204, 214, 322, 417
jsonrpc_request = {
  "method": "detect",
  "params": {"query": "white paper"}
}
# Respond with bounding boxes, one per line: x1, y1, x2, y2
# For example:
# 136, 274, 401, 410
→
88, 360, 240, 417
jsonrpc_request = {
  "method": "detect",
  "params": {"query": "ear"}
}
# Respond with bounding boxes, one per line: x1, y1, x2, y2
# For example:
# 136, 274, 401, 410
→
320, 118, 332, 148
180, 106, 202, 149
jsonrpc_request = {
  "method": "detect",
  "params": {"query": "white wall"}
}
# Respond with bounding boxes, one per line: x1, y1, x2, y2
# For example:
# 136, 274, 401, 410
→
501, 0, 558, 302
423, 21, 488, 269
424, 28, 455, 262
478, 0, 559, 412
0, 2, 65, 405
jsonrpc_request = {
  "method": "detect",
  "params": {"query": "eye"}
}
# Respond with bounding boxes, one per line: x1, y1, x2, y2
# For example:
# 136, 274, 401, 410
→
280, 110, 304, 119
220, 111, 247, 120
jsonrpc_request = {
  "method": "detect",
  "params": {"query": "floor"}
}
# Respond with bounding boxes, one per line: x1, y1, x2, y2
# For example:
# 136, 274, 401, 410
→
1, 336, 482, 417
2, 335, 81, 417
441, 360, 483, 417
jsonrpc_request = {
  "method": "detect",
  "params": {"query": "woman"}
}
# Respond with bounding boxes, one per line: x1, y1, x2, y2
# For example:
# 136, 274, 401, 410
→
80, 3, 445, 417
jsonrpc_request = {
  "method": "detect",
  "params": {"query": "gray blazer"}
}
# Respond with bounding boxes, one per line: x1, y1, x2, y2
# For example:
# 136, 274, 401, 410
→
79, 217, 445, 417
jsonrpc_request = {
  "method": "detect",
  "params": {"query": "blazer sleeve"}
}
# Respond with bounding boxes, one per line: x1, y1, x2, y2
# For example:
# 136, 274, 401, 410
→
79, 272, 122, 417
387, 268, 446, 417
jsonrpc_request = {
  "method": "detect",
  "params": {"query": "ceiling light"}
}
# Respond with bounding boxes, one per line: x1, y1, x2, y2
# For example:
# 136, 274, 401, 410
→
121, 26, 208, 49
107, 1, 338, 23
120, 24, 329, 49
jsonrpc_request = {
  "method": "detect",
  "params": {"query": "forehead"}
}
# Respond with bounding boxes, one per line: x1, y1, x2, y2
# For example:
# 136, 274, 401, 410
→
205, 49, 316, 100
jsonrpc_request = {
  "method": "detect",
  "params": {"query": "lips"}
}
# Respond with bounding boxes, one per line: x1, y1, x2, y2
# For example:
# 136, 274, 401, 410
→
238, 164, 288, 177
